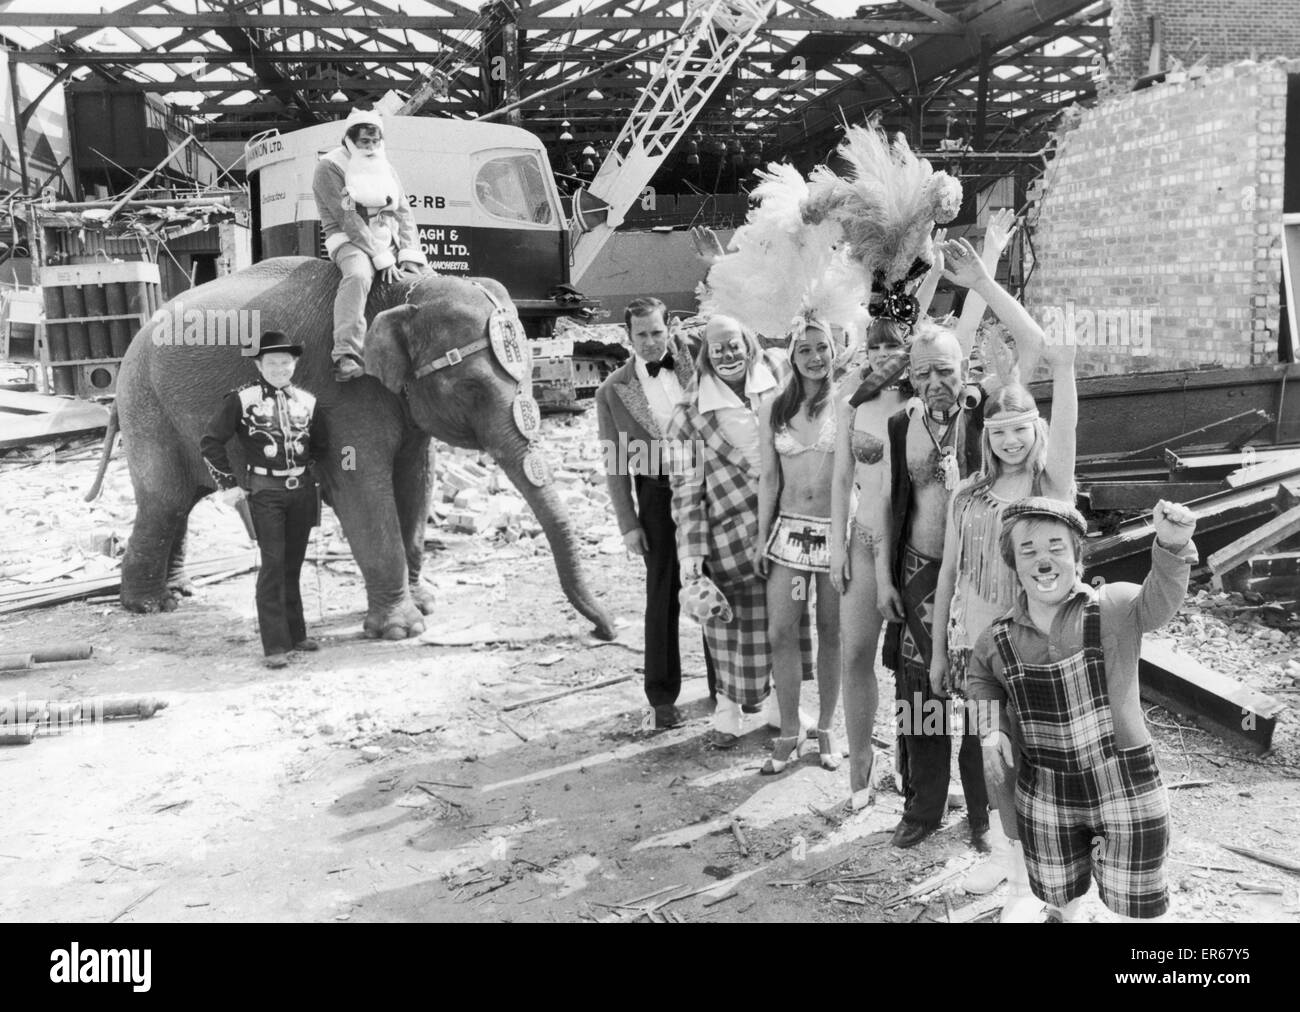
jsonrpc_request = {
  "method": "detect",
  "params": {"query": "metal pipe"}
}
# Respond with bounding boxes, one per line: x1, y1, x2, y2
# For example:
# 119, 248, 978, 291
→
40, 195, 239, 213
477, 37, 674, 123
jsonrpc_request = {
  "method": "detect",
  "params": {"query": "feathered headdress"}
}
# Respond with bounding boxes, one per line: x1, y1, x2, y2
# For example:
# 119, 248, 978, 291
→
802, 126, 962, 327
698, 162, 866, 338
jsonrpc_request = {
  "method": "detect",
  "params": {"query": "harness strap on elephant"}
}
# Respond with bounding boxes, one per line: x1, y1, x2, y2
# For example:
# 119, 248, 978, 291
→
411, 281, 526, 382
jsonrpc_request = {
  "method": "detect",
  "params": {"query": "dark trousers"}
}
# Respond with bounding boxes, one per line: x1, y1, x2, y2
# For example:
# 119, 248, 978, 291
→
636, 475, 682, 707
248, 485, 316, 655
895, 682, 989, 828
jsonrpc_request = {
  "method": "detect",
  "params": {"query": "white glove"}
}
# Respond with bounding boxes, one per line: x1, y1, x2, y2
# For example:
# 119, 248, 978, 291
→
217, 486, 244, 508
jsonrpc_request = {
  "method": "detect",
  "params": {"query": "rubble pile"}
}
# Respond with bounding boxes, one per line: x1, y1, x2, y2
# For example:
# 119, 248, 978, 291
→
1166, 588, 1300, 694
0, 407, 625, 603
430, 409, 625, 555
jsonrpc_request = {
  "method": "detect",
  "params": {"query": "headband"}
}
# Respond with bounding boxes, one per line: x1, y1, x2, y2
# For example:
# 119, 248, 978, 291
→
984, 409, 1040, 431
788, 316, 835, 353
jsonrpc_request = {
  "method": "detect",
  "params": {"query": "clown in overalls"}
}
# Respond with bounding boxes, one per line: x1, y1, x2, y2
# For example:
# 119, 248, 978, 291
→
201, 332, 329, 668
967, 497, 1198, 921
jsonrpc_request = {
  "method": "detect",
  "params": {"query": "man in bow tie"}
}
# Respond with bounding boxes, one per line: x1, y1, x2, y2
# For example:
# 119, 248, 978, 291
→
596, 297, 710, 728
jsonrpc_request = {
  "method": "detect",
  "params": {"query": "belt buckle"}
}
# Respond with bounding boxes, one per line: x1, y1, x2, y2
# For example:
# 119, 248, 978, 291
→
285, 475, 301, 490
446, 347, 463, 366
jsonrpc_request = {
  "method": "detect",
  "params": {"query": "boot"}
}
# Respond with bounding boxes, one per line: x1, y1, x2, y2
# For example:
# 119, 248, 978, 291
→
962, 818, 1010, 895
999, 840, 1046, 923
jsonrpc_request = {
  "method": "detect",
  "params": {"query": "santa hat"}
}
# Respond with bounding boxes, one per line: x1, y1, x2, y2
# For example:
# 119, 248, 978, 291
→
344, 107, 384, 135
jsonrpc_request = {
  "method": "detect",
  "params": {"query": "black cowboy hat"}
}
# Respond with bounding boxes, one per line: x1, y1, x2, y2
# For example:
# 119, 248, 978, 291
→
253, 331, 304, 358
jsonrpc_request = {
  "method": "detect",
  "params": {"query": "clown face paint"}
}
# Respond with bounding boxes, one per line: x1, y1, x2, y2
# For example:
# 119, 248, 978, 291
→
1010, 518, 1080, 607
706, 317, 750, 381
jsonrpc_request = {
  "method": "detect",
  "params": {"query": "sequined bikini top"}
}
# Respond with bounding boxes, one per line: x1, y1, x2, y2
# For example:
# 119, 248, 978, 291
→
774, 409, 836, 457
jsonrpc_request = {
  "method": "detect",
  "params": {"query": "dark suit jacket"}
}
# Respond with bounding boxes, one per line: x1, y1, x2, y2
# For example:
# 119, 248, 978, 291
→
595, 335, 697, 535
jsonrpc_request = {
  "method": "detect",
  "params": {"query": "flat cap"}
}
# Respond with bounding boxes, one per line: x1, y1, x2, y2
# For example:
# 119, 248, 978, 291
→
1001, 496, 1087, 537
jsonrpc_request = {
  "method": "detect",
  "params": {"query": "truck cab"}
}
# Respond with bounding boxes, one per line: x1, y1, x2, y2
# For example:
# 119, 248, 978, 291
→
244, 116, 582, 335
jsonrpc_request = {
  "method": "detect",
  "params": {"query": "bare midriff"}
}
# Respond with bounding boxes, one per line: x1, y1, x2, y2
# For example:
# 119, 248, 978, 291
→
850, 392, 903, 538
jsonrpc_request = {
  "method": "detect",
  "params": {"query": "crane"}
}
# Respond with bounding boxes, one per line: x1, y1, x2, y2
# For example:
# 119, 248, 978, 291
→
567, 0, 777, 283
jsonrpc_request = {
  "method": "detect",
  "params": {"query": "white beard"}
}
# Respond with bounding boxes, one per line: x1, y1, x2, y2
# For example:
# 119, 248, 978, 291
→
343, 140, 396, 212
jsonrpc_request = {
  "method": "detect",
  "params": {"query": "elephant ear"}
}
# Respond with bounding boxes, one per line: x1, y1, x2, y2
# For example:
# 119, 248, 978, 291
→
364, 303, 420, 394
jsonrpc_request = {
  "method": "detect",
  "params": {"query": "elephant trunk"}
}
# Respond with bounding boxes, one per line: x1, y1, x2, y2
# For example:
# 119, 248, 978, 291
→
491, 428, 617, 641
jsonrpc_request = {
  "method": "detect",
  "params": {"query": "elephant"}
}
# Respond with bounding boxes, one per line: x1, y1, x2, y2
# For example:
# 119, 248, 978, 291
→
89, 257, 617, 642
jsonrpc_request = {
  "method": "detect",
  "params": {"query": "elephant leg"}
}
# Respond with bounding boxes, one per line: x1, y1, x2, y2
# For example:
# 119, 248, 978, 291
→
122, 494, 191, 613
165, 489, 208, 596
330, 467, 426, 640
393, 432, 435, 615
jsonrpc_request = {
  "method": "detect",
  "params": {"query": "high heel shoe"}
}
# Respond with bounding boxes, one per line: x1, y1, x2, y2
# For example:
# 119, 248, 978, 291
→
761, 732, 808, 775
850, 747, 878, 811
816, 728, 842, 771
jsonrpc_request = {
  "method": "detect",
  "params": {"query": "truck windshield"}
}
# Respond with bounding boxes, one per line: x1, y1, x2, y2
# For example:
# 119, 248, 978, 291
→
474, 154, 553, 225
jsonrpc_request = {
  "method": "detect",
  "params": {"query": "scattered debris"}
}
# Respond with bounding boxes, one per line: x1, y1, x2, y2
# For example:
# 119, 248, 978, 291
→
500, 675, 632, 712
1219, 844, 1300, 875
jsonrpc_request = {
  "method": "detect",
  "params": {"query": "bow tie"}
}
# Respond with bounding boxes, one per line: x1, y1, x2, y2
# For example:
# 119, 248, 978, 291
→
645, 353, 675, 378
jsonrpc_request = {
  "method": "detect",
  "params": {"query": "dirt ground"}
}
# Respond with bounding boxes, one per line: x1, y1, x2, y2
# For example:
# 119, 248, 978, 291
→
2, 414, 1299, 924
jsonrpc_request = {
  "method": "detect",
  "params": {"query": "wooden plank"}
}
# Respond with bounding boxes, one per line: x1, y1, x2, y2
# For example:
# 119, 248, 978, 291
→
1086, 481, 1291, 579
0, 398, 110, 449
1207, 505, 1300, 575
1083, 481, 1224, 512
1167, 445, 1300, 479
0, 389, 89, 415
1139, 638, 1284, 754
1226, 452, 1300, 488
1248, 552, 1300, 577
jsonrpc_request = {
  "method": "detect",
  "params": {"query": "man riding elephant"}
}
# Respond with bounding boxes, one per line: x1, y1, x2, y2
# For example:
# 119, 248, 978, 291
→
313, 108, 426, 382
91, 259, 617, 645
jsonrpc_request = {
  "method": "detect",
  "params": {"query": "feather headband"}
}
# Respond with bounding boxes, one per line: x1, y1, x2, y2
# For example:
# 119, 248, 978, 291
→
801, 125, 962, 326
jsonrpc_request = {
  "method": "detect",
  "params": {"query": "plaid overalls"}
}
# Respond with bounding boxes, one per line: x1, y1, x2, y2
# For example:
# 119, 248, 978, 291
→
992, 601, 1171, 918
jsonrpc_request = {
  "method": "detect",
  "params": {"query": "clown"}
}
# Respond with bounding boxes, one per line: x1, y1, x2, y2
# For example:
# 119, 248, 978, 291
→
967, 497, 1198, 921
312, 108, 427, 381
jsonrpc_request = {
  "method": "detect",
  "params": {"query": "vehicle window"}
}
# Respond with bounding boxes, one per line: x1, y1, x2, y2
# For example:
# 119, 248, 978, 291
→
474, 154, 553, 225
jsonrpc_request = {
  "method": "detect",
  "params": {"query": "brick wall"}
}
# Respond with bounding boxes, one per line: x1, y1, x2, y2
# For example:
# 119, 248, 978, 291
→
1026, 59, 1293, 376
1105, 0, 1300, 94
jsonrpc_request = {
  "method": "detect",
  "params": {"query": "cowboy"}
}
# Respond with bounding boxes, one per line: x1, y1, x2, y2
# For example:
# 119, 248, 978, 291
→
201, 331, 328, 668
966, 497, 1197, 921
312, 108, 426, 382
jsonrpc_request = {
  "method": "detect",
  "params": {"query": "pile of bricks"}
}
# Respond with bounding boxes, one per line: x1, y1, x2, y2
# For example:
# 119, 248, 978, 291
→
430, 412, 625, 553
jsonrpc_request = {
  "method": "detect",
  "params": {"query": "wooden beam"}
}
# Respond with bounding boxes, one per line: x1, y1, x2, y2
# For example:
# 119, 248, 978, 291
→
1208, 504, 1300, 576
1139, 638, 1284, 755
1082, 481, 1226, 512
